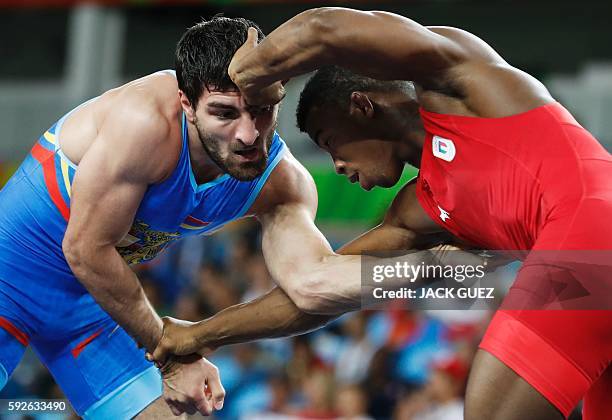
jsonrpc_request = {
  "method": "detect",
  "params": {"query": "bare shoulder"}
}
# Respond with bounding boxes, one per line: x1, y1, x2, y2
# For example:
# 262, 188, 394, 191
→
385, 178, 443, 234
105, 72, 180, 138
421, 27, 553, 116
97, 72, 182, 182
61, 71, 182, 183
250, 150, 317, 218
427, 26, 506, 65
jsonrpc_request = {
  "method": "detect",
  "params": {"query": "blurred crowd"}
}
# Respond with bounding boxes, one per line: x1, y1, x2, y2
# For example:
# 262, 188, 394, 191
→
2, 219, 503, 420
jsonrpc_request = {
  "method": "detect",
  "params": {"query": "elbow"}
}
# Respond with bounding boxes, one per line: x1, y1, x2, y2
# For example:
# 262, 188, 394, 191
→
299, 8, 342, 54
287, 274, 333, 315
303, 8, 337, 34
62, 236, 91, 280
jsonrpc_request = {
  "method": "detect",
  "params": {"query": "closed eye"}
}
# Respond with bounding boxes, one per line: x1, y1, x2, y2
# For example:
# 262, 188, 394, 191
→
216, 111, 238, 120
208, 102, 240, 120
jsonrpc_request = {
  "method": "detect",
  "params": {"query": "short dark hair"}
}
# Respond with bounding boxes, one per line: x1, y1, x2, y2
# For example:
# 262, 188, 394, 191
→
296, 66, 415, 133
175, 16, 265, 108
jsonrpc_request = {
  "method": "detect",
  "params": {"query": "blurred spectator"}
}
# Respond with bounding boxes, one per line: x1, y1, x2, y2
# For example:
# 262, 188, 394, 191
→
335, 384, 374, 420
364, 346, 407, 419
393, 356, 467, 420
295, 368, 337, 419
197, 263, 241, 317
334, 313, 377, 385
242, 372, 296, 419
173, 291, 202, 322
242, 254, 275, 303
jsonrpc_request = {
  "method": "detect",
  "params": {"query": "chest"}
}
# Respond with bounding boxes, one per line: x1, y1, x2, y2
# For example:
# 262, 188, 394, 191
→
417, 133, 534, 249
117, 176, 254, 265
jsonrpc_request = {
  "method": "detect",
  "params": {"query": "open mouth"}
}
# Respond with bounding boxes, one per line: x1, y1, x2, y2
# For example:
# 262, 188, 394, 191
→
234, 148, 260, 161
349, 173, 359, 184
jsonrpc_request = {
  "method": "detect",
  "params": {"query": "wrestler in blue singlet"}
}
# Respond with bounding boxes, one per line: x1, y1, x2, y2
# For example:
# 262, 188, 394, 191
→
0, 76, 286, 418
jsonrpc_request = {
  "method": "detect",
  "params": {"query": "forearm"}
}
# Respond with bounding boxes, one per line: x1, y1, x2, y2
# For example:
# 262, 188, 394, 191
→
230, 8, 338, 93
65, 245, 162, 352
291, 248, 471, 315
191, 287, 336, 349
180, 232, 381, 348
230, 7, 451, 93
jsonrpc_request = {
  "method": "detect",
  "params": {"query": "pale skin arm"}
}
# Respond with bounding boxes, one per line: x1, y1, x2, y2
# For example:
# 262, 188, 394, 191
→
62, 97, 170, 352
151, 216, 444, 359
254, 168, 447, 315
62, 94, 224, 416
149, 213, 424, 357
150, 167, 456, 361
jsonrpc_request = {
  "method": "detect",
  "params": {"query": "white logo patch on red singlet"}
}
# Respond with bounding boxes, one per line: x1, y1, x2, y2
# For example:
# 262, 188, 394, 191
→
432, 136, 456, 162
438, 205, 451, 222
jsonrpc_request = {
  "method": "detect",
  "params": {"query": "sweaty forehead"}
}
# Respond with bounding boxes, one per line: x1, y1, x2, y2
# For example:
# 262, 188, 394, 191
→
201, 89, 243, 103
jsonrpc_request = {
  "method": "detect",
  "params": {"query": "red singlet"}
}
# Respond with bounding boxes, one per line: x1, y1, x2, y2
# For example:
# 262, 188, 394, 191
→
416, 102, 612, 419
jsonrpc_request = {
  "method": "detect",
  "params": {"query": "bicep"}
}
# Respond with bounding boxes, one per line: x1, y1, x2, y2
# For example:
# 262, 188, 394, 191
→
256, 156, 333, 281
65, 140, 148, 249
318, 8, 467, 81
63, 101, 168, 249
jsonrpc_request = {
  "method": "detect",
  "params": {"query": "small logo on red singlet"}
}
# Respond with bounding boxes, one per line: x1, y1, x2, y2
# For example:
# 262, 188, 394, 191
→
432, 136, 456, 162
438, 205, 451, 222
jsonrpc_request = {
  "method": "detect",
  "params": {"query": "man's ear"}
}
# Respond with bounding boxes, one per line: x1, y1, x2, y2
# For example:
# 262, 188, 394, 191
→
178, 90, 196, 123
349, 91, 374, 119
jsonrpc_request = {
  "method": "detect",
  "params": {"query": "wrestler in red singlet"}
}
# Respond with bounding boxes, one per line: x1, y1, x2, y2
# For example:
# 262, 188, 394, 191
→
416, 102, 612, 419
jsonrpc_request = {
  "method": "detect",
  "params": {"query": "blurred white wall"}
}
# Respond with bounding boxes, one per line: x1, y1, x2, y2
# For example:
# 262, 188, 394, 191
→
0, 5, 125, 161
547, 63, 612, 148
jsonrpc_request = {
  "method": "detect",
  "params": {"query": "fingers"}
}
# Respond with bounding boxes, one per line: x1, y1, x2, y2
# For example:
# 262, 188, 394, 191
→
246, 27, 259, 46
151, 342, 170, 364
206, 370, 226, 411
149, 316, 193, 364
144, 352, 160, 368
161, 355, 225, 417
167, 401, 182, 417
164, 388, 189, 417
194, 393, 214, 417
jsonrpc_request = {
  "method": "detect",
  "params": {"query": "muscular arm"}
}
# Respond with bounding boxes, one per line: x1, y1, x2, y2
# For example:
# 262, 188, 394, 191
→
177, 222, 439, 350
153, 175, 449, 355
62, 95, 174, 352
230, 7, 470, 98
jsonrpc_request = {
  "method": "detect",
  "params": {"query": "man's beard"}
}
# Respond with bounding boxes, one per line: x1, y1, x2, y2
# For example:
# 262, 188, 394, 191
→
195, 120, 275, 181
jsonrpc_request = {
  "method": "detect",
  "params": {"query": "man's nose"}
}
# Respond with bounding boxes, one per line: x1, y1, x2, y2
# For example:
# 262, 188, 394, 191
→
236, 117, 259, 146
334, 159, 347, 175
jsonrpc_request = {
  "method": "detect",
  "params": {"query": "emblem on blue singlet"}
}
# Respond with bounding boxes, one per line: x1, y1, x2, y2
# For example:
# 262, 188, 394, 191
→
116, 220, 181, 265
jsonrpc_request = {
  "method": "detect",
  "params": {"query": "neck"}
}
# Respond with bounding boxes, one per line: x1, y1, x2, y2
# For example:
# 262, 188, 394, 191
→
186, 120, 225, 185
379, 97, 426, 168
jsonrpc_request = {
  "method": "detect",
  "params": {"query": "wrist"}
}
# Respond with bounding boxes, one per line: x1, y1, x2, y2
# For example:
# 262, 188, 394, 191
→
160, 353, 202, 376
194, 319, 220, 351
138, 304, 163, 353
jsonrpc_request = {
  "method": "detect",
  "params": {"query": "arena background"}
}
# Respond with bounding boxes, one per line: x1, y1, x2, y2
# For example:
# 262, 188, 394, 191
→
1, 1, 611, 419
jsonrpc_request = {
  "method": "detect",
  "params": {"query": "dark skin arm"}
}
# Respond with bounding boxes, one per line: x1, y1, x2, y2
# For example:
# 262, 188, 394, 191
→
229, 7, 553, 117
150, 180, 451, 361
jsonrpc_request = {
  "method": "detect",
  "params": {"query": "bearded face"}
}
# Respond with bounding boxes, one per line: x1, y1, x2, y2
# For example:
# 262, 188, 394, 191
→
194, 116, 275, 181
187, 88, 279, 181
